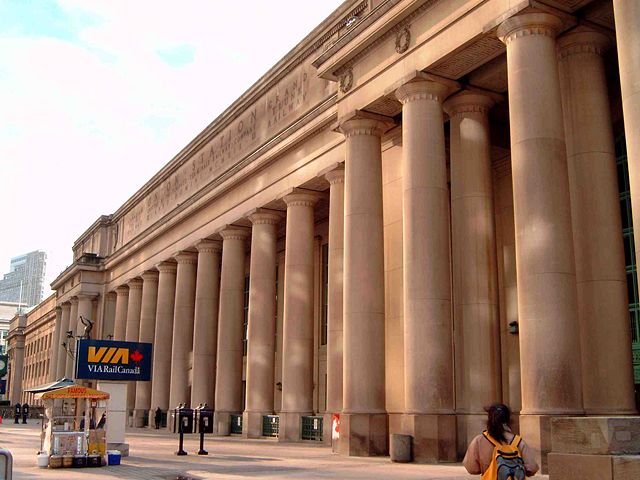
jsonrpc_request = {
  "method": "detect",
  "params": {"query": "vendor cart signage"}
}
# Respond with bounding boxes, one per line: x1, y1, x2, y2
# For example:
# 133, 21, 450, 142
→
75, 339, 152, 381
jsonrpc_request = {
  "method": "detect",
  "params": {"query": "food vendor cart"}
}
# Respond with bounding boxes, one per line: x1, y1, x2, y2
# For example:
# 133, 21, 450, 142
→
35, 384, 110, 468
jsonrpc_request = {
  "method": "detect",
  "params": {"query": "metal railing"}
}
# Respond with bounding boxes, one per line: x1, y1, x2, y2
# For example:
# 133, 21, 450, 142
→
0, 448, 13, 480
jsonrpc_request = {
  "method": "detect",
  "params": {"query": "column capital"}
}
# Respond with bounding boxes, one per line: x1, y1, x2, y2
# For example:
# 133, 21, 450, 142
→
174, 251, 199, 265
324, 167, 345, 185
69, 297, 79, 305
557, 28, 611, 59
338, 110, 395, 138
77, 292, 98, 300
141, 270, 159, 283
195, 239, 222, 253
60, 302, 71, 311
105, 291, 117, 301
55, 306, 62, 315
248, 209, 284, 226
443, 91, 495, 117
127, 278, 143, 290
497, 12, 563, 46
395, 75, 457, 104
115, 285, 129, 296
283, 191, 320, 208
156, 260, 178, 274
218, 226, 251, 241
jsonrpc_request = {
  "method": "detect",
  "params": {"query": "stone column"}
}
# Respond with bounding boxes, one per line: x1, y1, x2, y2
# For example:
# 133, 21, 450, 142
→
113, 286, 129, 341
49, 306, 62, 381
324, 167, 345, 442
558, 29, 636, 415
102, 292, 117, 340
243, 210, 281, 438
338, 112, 393, 456
56, 302, 71, 380
76, 294, 95, 337
613, 1, 640, 272
498, 13, 584, 467
134, 270, 159, 427
169, 252, 198, 409
444, 91, 500, 455
125, 278, 143, 422
214, 228, 249, 435
150, 261, 177, 415
9, 336, 25, 405
66, 297, 79, 379
191, 240, 222, 409
279, 191, 318, 441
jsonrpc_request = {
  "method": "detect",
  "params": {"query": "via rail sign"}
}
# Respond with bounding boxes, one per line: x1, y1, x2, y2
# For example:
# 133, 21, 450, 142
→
75, 339, 152, 381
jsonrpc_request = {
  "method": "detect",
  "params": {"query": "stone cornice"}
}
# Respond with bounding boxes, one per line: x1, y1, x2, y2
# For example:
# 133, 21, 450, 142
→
497, 13, 564, 45
108, 2, 362, 225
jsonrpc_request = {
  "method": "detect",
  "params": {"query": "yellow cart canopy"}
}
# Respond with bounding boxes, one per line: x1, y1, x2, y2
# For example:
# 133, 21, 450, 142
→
36, 385, 110, 400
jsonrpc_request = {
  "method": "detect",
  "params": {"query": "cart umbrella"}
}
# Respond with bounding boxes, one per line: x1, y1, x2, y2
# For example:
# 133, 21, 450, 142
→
36, 385, 110, 400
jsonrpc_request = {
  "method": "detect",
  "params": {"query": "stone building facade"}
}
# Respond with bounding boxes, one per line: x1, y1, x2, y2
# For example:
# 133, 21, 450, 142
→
19, 0, 639, 467
6, 294, 56, 405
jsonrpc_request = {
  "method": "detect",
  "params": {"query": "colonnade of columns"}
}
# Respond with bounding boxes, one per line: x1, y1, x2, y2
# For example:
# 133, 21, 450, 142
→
44, 5, 640, 462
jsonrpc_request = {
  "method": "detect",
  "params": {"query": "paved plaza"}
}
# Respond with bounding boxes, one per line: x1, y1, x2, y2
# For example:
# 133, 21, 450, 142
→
0, 421, 548, 479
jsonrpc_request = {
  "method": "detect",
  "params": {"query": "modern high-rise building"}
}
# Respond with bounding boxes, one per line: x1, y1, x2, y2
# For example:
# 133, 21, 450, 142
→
0, 251, 46, 307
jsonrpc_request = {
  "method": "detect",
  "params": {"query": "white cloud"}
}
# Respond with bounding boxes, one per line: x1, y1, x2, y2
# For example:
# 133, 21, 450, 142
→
0, 0, 343, 295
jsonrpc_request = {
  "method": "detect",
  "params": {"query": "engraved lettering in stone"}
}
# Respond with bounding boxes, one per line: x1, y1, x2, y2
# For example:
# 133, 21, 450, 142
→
268, 69, 308, 128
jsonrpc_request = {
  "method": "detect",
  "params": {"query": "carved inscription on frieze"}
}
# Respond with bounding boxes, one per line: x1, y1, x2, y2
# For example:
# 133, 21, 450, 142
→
120, 59, 330, 245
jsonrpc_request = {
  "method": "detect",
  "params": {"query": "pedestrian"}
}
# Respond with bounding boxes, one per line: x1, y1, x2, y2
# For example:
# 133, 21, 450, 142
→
463, 403, 538, 478
154, 407, 162, 429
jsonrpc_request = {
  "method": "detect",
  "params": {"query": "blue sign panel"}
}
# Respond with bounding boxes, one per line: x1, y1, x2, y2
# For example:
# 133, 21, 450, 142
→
75, 339, 152, 381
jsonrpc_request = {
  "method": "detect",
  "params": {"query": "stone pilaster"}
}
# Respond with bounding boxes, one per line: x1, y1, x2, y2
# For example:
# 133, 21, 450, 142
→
150, 261, 177, 415
498, 13, 584, 469
338, 112, 393, 456
134, 271, 159, 427
244, 210, 282, 438
169, 251, 198, 410
279, 192, 319, 442
67, 297, 79, 379
113, 286, 129, 341
214, 228, 249, 435
443, 91, 500, 456
324, 167, 345, 448
191, 240, 222, 409
50, 306, 62, 382
102, 291, 117, 340
125, 278, 143, 422
613, 1, 640, 285
558, 29, 636, 415
56, 302, 71, 380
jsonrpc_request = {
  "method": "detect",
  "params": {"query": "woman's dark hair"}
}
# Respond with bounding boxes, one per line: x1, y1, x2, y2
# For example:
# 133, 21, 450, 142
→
486, 403, 511, 443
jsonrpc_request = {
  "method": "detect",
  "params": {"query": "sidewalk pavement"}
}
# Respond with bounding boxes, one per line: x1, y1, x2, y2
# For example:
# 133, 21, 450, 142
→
0, 421, 548, 479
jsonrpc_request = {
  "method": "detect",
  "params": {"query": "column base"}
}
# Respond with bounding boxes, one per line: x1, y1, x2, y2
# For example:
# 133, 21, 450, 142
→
323, 413, 334, 448
519, 414, 556, 473
278, 412, 307, 442
213, 411, 231, 436
338, 413, 388, 457
242, 411, 266, 438
456, 413, 486, 459
132, 409, 146, 428
403, 413, 456, 463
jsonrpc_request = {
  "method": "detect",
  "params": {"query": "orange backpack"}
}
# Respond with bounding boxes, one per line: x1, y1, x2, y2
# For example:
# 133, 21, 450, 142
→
481, 431, 526, 480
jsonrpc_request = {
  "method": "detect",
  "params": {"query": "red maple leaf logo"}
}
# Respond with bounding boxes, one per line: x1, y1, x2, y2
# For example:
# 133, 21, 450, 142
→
130, 350, 143, 362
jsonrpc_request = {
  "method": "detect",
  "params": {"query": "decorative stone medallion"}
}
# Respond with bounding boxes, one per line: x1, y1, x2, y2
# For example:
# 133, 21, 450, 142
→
395, 26, 411, 54
339, 68, 353, 93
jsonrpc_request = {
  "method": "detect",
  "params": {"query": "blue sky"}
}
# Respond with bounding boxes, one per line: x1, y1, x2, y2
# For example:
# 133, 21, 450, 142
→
0, 0, 344, 292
